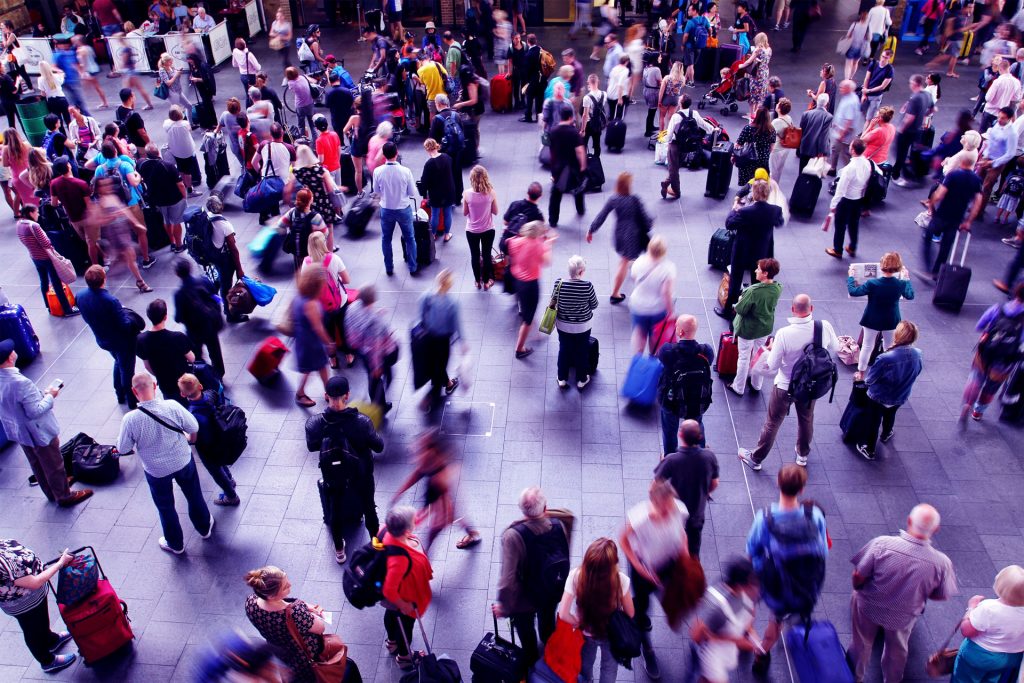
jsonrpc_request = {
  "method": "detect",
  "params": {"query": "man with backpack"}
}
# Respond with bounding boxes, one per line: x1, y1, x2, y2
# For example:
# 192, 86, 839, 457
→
661, 95, 717, 199
429, 93, 466, 198
580, 74, 608, 156
138, 144, 187, 254
680, 4, 710, 87
960, 287, 1024, 423
492, 487, 572, 667
739, 294, 839, 471
654, 420, 718, 558
183, 195, 247, 324
745, 464, 828, 676
114, 88, 149, 156
657, 315, 714, 453
178, 372, 241, 507
304, 376, 385, 564
172, 259, 227, 378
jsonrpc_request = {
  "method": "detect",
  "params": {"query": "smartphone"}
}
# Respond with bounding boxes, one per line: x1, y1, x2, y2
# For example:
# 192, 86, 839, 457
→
50, 379, 64, 391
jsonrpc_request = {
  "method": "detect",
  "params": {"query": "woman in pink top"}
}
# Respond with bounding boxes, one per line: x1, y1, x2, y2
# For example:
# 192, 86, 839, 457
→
506, 220, 555, 359
365, 121, 394, 178
2, 128, 35, 208
861, 106, 896, 164
462, 165, 498, 290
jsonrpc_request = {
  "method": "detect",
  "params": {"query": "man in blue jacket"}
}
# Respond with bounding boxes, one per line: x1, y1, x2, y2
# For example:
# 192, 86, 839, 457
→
77, 265, 140, 408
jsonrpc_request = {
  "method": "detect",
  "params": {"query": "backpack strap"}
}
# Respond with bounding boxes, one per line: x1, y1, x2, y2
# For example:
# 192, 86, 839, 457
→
137, 405, 188, 436
812, 319, 822, 350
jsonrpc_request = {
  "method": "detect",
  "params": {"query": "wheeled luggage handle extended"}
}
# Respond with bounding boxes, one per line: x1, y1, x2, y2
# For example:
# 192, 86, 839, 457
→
492, 612, 517, 646
43, 545, 106, 580
946, 232, 971, 267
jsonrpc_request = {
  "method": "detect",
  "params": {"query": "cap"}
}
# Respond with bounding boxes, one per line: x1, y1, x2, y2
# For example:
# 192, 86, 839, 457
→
325, 375, 350, 398
325, 54, 337, 62
425, 21, 436, 29
0, 339, 14, 364
748, 167, 770, 184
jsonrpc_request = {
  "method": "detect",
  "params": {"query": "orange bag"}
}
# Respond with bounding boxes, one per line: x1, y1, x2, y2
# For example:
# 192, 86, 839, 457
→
543, 618, 584, 682
46, 285, 76, 316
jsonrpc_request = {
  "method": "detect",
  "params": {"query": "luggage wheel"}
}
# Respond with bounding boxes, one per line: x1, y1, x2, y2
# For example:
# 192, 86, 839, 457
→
729, 103, 739, 112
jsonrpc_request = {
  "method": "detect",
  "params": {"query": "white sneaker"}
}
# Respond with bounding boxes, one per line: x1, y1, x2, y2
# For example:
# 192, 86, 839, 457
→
557, 379, 568, 388
738, 448, 762, 471
158, 537, 185, 554
200, 515, 215, 539
795, 454, 808, 467
577, 376, 591, 390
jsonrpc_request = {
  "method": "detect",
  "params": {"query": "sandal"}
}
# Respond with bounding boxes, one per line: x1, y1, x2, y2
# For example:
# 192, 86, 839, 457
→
443, 233, 453, 242
295, 394, 316, 408
384, 639, 399, 655
136, 280, 153, 293
329, 355, 339, 370
946, 72, 959, 78
456, 532, 482, 549
485, 279, 494, 290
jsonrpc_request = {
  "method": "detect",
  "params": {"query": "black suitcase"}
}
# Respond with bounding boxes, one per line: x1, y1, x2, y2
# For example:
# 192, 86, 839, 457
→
142, 205, 171, 252
839, 381, 873, 444
585, 154, 604, 192
589, 336, 599, 375
605, 119, 627, 152
538, 146, 551, 169
340, 152, 356, 192
707, 227, 735, 270
865, 162, 892, 206
343, 195, 377, 239
1000, 364, 1024, 424
918, 126, 935, 149
404, 219, 436, 267
933, 232, 972, 311
694, 46, 719, 83
470, 615, 526, 683
204, 145, 229, 189
790, 173, 823, 218
704, 141, 733, 199
460, 118, 480, 166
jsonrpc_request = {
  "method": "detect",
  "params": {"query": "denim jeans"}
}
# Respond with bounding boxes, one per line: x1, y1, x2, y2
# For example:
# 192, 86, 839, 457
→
581, 635, 619, 683
63, 81, 89, 117
430, 205, 454, 236
380, 207, 416, 273
240, 74, 256, 106
106, 342, 137, 408
660, 409, 705, 454
295, 103, 318, 143
144, 458, 212, 551
195, 446, 236, 498
31, 259, 72, 313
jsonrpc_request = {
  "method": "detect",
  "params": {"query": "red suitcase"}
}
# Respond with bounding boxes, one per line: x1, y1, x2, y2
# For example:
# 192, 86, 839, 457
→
649, 315, 677, 355
716, 331, 739, 377
490, 73, 513, 113
59, 579, 133, 664
247, 336, 289, 383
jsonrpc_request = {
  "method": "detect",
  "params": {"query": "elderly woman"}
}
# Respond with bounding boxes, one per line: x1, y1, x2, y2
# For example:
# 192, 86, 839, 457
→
587, 171, 653, 304
507, 220, 555, 359
379, 506, 435, 670
552, 255, 599, 390
854, 320, 923, 459
366, 120, 395, 178
628, 235, 676, 354
847, 252, 914, 380
951, 565, 1024, 683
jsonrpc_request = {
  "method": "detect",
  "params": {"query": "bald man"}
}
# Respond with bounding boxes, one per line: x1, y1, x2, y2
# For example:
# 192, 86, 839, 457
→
848, 504, 957, 683
657, 315, 714, 453
739, 294, 839, 470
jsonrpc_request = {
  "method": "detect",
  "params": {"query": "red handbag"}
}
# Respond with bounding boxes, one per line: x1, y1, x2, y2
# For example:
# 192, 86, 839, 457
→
543, 618, 584, 683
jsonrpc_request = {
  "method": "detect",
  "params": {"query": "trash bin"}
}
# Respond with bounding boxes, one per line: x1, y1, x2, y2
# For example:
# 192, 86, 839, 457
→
16, 95, 48, 146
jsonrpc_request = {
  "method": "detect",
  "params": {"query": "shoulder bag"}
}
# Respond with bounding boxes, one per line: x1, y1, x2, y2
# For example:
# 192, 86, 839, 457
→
285, 603, 350, 683
243, 149, 285, 214
538, 280, 561, 335
925, 618, 961, 677
779, 120, 802, 149
137, 405, 187, 436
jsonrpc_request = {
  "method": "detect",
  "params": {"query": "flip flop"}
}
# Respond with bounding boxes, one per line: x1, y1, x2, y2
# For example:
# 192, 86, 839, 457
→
456, 533, 482, 549
295, 394, 316, 408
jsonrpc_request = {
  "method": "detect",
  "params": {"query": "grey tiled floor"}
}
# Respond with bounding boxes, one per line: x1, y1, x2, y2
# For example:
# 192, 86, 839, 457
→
1, 8, 1023, 682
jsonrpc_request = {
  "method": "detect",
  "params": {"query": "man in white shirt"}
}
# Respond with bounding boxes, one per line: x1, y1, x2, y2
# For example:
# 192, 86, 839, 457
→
978, 106, 1018, 209
372, 141, 419, 276
982, 57, 1022, 132
826, 138, 872, 258
661, 95, 716, 199
738, 294, 839, 470
829, 79, 862, 175
117, 372, 211, 555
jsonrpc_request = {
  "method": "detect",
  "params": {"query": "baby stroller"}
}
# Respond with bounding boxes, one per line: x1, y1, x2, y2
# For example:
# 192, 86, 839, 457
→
698, 59, 749, 116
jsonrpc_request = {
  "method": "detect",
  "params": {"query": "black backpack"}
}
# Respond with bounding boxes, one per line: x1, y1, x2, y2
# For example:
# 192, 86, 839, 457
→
317, 426, 366, 523
343, 533, 412, 609
183, 206, 228, 267
513, 519, 570, 606
586, 92, 608, 132
757, 502, 827, 618
978, 311, 1024, 366
282, 208, 316, 256
789, 320, 838, 403
673, 111, 704, 153
212, 402, 248, 466
659, 346, 713, 417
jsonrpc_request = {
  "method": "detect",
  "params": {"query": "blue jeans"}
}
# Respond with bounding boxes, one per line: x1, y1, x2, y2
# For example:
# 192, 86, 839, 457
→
380, 207, 416, 273
63, 81, 89, 117
31, 259, 72, 313
660, 408, 705, 454
195, 446, 236, 498
105, 341, 137, 408
295, 103, 318, 143
144, 458, 211, 551
240, 74, 256, 106
101, 24, 119, 36
632, 311, 666, 344
430, 205, 454, 236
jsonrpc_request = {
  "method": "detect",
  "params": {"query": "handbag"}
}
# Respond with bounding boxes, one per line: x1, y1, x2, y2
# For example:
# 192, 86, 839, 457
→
707, 35, 719, 48
538, 280, 561, 335
925, 619, 961, 678
607, 609, 642, 668
153, 81, 169, 100
56, 550, 99, 607
836, 34, 853, 55
235, 167, 258, 199
285, 603, 350, 683
543, 618, 584, 683
243, 153, 285, 214
47, 248, 76, 284
120, 308, 146, 335
274, 297, 296, 337
240, 276, 277, 306
836, 335, 860, 365
734, 141, 757, 164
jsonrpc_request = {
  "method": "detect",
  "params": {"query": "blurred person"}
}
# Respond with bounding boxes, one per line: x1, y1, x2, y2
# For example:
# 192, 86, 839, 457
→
689, 557, 762, 683
415, 269, 466, 410
89, 176, 152, 292
654, 420, 718, 558
587, 172, 653, 304
291, 265, 336, 408
301, 231, 350, 369
343, 286, 399, 409
629, 236, 676, 354
960, 284, 1024, 424
507, 221, 555, 359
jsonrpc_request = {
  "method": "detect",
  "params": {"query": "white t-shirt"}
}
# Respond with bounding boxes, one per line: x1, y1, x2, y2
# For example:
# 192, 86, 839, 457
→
582, 90, 607, 118
626, 500, 689, 575
260, 142, 293, 182
771, 114, 793, 138
563, 567, 631, 636
629, 255, 677, 316
303, 253, 347, 284
969, 599, 1024, 654
209, 214, 235, 250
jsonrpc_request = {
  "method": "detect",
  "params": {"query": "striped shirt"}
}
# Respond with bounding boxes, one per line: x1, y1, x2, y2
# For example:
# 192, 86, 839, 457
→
16, 220, 53, 261
117, 399, 199, 478
851, 530, 958, 630
553, 278, 599, 333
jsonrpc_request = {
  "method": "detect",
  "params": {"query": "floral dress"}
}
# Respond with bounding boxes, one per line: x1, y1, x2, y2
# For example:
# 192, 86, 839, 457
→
736, 124, 777, 185
244, 595, 322, 682
294, 164, 338, 224
747, 46, 772, 111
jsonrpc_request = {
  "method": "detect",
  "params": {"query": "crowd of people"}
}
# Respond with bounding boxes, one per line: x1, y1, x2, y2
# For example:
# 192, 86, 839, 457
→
1, 0, 1024, 681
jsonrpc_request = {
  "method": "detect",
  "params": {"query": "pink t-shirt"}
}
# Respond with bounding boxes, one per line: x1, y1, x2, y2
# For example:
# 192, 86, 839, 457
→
508, 236, 550, 282
462, 190, 495, 233
366, 135, 387, 174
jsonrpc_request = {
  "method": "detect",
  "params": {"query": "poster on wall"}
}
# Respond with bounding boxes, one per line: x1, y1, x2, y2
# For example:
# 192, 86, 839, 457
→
13, 37, 53, 75
106, 34, 151, 72
162, 32, 205, 70
245, 0, 262, 37
208, 21, 230, 64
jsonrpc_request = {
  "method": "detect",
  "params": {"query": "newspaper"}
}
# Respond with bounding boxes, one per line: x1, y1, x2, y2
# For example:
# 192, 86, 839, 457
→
848, 263, 911, 288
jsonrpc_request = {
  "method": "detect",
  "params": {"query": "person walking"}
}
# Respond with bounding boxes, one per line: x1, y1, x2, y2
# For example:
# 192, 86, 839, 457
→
847, 252, 914, 376
77, 265, 141, 408
738, 294, 840, 470
291, 266, 336, 409
379, 506, 434, 670
304, 375, 385, 563
493, 487, 572, 667
588, 172, 653, 304
301, 232, 350, 369
173, 259, 227, 377
136, 299, 195, 405
660, 95, 717, 199
552, 255, 599, 389
769, 98, 796, 183
177, 373, 240, 507
797, 94, 833, 171
462, 165, 498, 289
657, 315, 715, 452
959, 285, 1024, 424
921, 153, 983, 280
890, 75, 934, 187
556, 537, 635, 683
848, 504, 957, 683
689, 557, 761, 683
15, 205, 78, 317
716, 179, 782, 317
420, 139, 457, 242
547, 107, 587, 228
825, 138, 872, 258
416, 269, 465, 410
629, 236, 676, 354
654, 419, 718, 558
828, 79, 861, 175
117, 372, 212, 555
232, 38, 261, 107
855, 320, 923, 459
0, 541, 78, 673
0, 341, 92, 507
950, 565, 1024, 683
343, 286, 399, 409
374, 142, 419, 277
731, 258, 782, 396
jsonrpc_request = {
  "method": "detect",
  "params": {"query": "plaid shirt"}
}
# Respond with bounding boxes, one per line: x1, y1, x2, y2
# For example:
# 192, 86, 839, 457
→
117, 399, 198, 478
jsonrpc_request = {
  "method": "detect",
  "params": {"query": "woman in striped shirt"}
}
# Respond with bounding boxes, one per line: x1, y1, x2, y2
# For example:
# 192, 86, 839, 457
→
16, 204, 77, 316
554, 255, 599, 389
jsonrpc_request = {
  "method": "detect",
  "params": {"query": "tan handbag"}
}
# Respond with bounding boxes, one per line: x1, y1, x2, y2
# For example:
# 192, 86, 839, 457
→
285, 604, 349, 683
717, 272, 730, 309
925, 620, 961, 678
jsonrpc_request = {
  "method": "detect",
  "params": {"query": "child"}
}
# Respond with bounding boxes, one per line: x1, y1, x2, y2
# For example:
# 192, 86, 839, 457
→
719, 67, 731, 84
996, 172, 1024, 224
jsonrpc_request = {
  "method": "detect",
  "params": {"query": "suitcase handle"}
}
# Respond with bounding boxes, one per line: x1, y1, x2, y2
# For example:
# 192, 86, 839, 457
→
396, 605, 433, 657
492, 611, 518, 646
43, 545, 105, 579
947, 231, 971, 267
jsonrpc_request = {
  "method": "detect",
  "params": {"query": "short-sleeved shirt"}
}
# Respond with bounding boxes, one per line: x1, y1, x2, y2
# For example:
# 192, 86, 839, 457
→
259, 141, 295, 182
968, 599, 1024, 653
94, 157, 142, 206
902, 91, 932, 132
289, 75, 313, 109
654, 446, 719, 523
548, 124, 584, 175
563, 567, 631, 636
627, 500, 689, 574
0, 540, 46, 616
629, 255, 677, 316
507, 236, 550, 281
139, 158, 183, 207
503, 198, 544, 226
50, 175, 91, 222
316, 131, 342, 172
208, 214, 235, 250
462, 189, 494, 233
115, 106, 147, 148
136, 329, 193, 395
417, 62, 448, 101
934, 168, 982, 225
865, 61, 893, 94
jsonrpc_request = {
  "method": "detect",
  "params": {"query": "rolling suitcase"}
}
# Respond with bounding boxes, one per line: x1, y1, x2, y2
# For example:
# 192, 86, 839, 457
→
471, 615, 526, 683
141, 204, 170, 252
839, 381, 873, 444
707, 228, 735, 270
343, 194, 377, 239
790, 173, 823, 218
958, 30, 974, 59
621, 354, 664, 406
46, 284, 76, 316
917, 126, 935, 149
247, 336, 289, 383
933, 232, 972, 311
461, 118, 480, 166
605, 118, 627, 152
538, 145, 551, 169
588, 336, 600, 375
716, 331, 738, 377
0, 303, 40, 367
204, 145, 229, 189
704, 141, 733, 199
406, 217, 436, 267
784, 621, 855, 683
1000, 364, 1024, 424
491, 73, 513, 112
717, 43, 742, 67
585, 154, 605, 192
340, 151, 356, 191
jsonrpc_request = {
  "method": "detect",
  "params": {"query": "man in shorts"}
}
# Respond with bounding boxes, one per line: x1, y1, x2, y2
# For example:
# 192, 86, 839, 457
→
138, 144, 187, 253
680, 4, 710, 87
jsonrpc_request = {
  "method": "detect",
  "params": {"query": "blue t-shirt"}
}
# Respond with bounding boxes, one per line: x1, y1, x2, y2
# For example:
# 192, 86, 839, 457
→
53, 48, 80, 85
95, 157, 143, 206
683, 16, 710, 48
934, 169, 982, 225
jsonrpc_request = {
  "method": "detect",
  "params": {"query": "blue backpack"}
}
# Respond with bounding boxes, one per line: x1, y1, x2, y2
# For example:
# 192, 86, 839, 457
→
690, 17, 710, 49
438, 110, 465, 157
757, 502, 827, 617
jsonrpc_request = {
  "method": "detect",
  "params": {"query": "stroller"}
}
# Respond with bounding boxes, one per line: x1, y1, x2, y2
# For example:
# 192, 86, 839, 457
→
698, 59, 750, 116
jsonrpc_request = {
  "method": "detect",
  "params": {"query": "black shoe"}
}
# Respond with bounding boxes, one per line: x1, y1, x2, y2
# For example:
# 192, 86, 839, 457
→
855, 444, 876, 461
518, 116, 534, 123
880, 430, 894, 443
752, 652, 771, 677
641, 643, 661, 679
227, 314, 249, 324
714, 306, 734, 319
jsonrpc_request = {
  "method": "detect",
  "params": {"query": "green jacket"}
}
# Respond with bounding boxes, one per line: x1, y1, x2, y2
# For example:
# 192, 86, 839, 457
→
733, 281, 782, 340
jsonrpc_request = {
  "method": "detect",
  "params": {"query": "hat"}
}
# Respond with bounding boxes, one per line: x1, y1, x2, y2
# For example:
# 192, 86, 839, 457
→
325, 375, 350, 398
748, 167, 770, 184
325, 54, 337, 62
0, 339, 14, 364
425, 21, 436, 29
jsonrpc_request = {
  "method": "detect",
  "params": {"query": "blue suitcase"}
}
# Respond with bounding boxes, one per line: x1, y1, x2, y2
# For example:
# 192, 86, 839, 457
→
621, 354, 663, 406
784, 621, 855, 683
0, 304, 40, 368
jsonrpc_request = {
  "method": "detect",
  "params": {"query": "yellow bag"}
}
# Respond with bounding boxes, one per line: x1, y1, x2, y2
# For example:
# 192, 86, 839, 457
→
958, 30, 974, 59
350, 401, 383, 430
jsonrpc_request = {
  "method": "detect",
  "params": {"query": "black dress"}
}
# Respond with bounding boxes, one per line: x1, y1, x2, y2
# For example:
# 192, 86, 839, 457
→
736, 124, 777, 185
244, 595, 322, 683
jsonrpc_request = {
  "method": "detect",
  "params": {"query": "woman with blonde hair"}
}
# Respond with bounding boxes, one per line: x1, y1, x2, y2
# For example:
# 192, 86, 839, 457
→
420, 137, 457, 242
950, 565, 1024, 683
656, 61, 685, 131
366, 120, 394, 177
462, 164, 498, 289
740, 32, 772, 120
302, 230, 351, 369
157, 53, 191, 122
556, 538, 635, 683
38, 62, 70, 126
23, 148, 51, 198
847, 252, 914, 379
855, 320, 923, 459
587, 171, 653, 304
291, 264, 335, 407
628, 235, 676, 354
1, 128, 33, 208
507, 220, 556, 359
